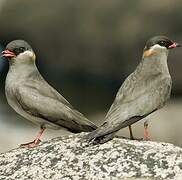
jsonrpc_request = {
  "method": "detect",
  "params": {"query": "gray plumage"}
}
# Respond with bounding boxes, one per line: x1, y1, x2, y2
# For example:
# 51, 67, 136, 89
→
85, 36, 180, 143
4, 40, 97, 133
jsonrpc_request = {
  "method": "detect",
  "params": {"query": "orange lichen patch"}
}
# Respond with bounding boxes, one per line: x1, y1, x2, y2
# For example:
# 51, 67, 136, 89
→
143, 49, 157, 58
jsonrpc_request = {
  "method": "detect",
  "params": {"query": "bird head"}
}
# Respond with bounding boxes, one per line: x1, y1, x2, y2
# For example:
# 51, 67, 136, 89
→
143, 36, 180, 58
2, 40, 36, 62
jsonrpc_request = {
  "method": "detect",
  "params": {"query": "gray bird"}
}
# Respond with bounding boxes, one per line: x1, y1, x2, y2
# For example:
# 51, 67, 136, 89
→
2, 40, 97, 147
84, 36, 180, 143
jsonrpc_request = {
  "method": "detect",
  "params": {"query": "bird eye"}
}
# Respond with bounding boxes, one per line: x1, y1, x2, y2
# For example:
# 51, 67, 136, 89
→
159, 41, 165, 45
13, 47, 26, 55
19, 47, 25, 52
158, 40, 170, 48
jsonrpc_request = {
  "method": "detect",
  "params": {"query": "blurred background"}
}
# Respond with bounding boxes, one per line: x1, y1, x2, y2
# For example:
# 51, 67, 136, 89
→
0, 0, 182, 153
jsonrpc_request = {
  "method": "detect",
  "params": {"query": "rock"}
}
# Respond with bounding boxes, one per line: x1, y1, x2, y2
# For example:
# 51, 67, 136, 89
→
0, 133, 182, 180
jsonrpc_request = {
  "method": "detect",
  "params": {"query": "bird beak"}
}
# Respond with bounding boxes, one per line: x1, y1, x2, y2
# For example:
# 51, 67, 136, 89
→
1, 49, 16, 58
168, 42, 181, 49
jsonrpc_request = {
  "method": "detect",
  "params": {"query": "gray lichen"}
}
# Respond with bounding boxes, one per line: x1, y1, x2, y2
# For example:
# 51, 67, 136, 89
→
0, 133, 182, 180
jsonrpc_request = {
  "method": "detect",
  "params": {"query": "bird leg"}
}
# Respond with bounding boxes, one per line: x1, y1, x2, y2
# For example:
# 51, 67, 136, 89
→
144, 120, 150, 140
115, 126, 141, 140
20, 127, 46, 148
127, 125, 143, 140
129, 125, 134, 140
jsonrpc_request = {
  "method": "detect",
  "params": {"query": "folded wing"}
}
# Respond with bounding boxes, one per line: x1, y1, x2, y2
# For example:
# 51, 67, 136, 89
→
15, 80, 97, 133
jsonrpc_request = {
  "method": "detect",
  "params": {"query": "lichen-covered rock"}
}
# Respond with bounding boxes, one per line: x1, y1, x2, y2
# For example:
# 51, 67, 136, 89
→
0, 133, 182, 180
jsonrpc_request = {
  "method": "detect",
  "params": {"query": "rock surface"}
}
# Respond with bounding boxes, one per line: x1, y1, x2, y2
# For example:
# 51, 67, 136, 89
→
0, 133, 182, 180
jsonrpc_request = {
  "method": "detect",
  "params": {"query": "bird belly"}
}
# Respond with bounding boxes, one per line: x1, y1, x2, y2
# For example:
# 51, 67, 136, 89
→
5, 88, 60, 129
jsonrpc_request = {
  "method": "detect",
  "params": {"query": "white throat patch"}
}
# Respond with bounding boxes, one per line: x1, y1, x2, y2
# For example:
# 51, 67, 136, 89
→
143, 44, 168, 58
16, 50, 35, 60
150, 44, 167, 52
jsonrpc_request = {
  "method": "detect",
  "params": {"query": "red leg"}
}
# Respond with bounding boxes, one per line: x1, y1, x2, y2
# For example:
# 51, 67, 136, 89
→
144, 121, 150, 140
34, 127, 46, 144
20, 127, 46, 148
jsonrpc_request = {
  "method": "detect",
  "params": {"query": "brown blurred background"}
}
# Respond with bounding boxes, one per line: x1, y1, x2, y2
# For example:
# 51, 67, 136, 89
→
0, 0, 182, 153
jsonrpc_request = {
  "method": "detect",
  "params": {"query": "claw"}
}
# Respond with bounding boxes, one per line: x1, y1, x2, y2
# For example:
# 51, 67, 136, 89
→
20, 139, 41, 148
19, 127, 45, 148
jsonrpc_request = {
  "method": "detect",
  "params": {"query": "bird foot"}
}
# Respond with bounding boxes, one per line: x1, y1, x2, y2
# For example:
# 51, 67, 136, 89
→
115, 135, 143, 141
130, 137, 143, 141
144, 137, 150, 141
20, 139, 41, 148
